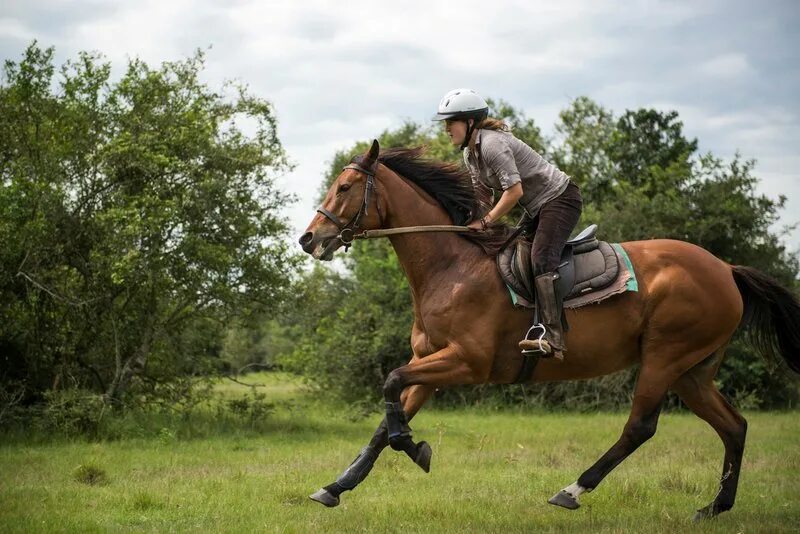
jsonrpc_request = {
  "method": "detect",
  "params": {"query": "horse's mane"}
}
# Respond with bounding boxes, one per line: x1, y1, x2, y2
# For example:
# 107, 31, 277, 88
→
354, 146, 510, 256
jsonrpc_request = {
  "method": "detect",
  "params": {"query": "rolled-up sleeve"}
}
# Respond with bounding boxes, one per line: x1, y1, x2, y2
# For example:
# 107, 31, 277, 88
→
483, 137, 521, 190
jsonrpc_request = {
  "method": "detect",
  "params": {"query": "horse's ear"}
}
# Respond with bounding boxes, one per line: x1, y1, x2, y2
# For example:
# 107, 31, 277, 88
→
365, 139, 380, 163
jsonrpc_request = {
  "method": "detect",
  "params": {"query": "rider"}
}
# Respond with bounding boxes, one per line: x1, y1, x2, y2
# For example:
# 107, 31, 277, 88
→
432, 88, 583, 360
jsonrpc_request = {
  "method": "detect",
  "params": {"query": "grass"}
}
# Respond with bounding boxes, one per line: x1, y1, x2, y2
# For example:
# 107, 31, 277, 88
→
1, 372, 798, 533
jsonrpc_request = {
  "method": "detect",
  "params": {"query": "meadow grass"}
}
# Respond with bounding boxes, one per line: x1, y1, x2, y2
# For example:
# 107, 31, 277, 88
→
1, 372, 798, 533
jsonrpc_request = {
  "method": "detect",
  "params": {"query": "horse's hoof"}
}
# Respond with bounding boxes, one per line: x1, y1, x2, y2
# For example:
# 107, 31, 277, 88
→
309, 488, 339, 508
693, 505, 714, 521
548, 490, 580, 510
414, 441, 432, 473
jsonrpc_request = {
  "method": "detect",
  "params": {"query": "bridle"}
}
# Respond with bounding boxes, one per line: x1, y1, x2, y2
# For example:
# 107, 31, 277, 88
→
316, 162, 379, 252
315, 161, 479, 253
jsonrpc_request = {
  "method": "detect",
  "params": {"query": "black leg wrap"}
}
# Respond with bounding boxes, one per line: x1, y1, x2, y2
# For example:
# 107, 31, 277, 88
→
335, 446, 380, 490
311, 446, 380, 508
386, 401, 412, 450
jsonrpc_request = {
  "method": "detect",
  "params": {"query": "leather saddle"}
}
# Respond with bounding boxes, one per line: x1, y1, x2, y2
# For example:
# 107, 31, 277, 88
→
497, 224, 620, 305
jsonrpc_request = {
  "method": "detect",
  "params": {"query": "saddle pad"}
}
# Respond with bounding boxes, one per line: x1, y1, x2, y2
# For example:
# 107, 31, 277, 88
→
498, 243, 637, 309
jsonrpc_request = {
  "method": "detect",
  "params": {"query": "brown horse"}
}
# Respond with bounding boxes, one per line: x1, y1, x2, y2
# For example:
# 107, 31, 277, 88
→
299, 140, 800, 520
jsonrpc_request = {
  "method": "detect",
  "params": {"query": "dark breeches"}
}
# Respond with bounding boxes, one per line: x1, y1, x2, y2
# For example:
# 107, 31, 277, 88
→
525, 181, 583, 275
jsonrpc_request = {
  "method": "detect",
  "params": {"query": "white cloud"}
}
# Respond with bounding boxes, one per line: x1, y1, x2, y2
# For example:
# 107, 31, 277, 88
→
0, 18, 36, 41
698, 53, 753, 78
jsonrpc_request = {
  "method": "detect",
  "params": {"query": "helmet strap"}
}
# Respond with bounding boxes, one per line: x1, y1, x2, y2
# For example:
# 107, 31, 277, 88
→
460, 119, 475, 151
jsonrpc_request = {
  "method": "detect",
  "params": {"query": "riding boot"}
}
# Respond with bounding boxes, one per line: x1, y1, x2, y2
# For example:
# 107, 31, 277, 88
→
518, 272, 566, 360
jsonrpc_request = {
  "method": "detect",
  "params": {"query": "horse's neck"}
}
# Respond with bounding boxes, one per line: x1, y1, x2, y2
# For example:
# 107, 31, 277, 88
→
380, 171, 478, 298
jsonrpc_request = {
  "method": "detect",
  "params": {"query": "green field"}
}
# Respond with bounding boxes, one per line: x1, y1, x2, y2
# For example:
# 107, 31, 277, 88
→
1, 373, 798, 533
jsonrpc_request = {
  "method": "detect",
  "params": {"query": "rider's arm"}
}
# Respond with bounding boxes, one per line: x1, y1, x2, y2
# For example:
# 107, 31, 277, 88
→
484, 183, 522, 224
476, 135, 524, 226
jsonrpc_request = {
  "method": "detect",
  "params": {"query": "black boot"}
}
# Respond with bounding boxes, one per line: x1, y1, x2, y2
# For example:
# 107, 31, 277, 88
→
518, 272, 566, 359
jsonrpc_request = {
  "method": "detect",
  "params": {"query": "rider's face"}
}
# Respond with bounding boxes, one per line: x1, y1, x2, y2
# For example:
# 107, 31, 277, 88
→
445, 119, 469, 146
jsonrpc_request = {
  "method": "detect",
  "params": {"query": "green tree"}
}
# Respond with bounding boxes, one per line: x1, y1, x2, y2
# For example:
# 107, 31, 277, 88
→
552, 96, 617, 204
0, 43, 297, 407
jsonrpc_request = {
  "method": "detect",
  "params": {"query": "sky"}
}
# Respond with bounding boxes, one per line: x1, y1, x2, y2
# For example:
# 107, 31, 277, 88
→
2, 0, 799, 251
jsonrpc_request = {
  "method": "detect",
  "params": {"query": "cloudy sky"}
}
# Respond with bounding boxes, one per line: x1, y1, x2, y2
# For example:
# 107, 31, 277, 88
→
2, 0, 798, 250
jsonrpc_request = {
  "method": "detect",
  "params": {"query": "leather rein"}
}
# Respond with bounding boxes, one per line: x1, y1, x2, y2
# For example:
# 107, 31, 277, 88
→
316, 163, 472, 251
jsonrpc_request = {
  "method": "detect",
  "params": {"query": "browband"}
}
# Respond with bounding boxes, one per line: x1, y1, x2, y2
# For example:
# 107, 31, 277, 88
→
343, 162, 376, 177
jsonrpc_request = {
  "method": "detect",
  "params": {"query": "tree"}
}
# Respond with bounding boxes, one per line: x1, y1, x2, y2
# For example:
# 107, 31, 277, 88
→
0, 43, 298, 407
551, 96, 617, 204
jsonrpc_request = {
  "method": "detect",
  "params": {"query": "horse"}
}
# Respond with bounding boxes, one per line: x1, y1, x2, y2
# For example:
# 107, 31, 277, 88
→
298, 140, 800, 520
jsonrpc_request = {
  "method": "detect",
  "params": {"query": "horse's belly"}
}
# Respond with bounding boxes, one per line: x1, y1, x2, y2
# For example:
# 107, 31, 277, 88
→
533, 291, 644, 382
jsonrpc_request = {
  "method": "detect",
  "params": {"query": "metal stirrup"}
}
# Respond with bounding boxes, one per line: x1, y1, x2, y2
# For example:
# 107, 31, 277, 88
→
521, 323, 548, 354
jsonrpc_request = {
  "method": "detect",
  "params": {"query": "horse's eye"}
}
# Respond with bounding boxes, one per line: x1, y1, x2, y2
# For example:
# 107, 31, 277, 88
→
338, 183, 352, 193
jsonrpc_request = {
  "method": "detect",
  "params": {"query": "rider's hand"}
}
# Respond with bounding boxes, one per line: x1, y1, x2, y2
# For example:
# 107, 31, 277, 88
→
467, 215, 491, 231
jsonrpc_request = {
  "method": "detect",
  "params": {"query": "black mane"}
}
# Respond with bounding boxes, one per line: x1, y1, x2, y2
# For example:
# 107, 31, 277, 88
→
377, 147, 476, 225
354, 146, 510, 255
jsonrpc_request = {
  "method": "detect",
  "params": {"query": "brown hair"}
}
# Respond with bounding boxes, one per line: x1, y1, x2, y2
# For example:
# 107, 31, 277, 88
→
469, 117, 511, 154
468, 117, 511, 160
476, 117, 510, 132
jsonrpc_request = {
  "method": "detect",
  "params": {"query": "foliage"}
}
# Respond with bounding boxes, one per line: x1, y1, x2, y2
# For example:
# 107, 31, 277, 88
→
0, 43, 298, 408
35, 389, 108, 438
223, 390, 275, 427
280, 96, 799, 410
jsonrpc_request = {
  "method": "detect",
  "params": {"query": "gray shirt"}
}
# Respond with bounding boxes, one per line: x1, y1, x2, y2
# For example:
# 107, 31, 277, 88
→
463, 129, 570, 218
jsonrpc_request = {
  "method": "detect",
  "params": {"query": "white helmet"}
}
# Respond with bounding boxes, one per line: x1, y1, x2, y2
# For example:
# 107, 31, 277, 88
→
431, 88, 489, 121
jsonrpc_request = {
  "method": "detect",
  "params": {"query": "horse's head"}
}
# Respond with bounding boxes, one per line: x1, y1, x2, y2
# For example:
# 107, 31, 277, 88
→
299, 139, 384, 261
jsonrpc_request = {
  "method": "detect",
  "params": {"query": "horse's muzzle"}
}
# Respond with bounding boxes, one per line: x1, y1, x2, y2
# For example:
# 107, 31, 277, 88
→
299, 232, 315, 254
298, 231, 338, 260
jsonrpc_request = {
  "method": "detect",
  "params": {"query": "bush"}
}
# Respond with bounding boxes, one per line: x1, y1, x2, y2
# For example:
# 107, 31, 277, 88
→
36, 389, 108, 438
223, 390, 275, 426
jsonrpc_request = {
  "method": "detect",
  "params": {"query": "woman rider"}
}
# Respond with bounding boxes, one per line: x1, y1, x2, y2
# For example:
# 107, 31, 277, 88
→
432, 88, 583, 360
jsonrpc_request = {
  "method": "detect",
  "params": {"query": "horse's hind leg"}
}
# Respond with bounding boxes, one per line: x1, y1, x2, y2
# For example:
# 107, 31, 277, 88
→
548, 360, 677, 510
669, 350, 747, 520
309, 384, 434, 508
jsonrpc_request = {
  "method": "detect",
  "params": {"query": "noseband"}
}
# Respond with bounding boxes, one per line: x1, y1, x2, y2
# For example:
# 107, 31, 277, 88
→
316, 162, 378, 252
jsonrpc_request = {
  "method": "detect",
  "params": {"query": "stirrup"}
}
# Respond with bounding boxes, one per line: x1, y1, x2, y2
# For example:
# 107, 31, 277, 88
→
518, 323, 551, 355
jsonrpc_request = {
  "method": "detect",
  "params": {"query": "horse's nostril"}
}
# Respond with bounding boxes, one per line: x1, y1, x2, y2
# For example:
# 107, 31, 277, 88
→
299, 232, 313, 246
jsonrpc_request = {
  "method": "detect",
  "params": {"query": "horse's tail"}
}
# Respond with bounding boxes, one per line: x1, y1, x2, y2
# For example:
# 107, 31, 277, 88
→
731, 265, 800, 374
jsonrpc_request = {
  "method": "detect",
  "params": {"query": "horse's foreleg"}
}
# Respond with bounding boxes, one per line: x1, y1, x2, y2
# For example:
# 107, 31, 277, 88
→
309, 384, 434, 508
383, 346, 479, 458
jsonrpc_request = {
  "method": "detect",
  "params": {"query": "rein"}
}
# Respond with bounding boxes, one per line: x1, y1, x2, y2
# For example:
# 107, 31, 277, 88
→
317, 163, 474, 250
353, 225, 472, 240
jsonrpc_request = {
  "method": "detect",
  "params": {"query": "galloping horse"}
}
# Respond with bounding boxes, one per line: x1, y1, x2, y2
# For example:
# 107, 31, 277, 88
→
299, 140, 800, 519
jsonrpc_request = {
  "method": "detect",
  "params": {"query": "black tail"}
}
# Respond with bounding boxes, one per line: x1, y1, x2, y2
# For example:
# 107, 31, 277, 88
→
732, 265, 800, 374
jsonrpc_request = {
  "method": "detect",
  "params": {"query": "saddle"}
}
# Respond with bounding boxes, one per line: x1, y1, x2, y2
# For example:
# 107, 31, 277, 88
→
497, 224, 624, 308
